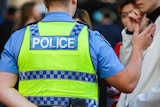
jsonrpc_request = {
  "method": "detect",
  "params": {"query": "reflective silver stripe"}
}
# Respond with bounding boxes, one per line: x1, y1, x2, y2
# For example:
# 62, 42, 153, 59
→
19, 70, 97, 83
26, 96, 98, 107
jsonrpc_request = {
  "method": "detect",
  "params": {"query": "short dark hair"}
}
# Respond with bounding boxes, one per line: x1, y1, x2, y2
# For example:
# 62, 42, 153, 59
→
117, 0, 135, 16
44, 0, 70, 8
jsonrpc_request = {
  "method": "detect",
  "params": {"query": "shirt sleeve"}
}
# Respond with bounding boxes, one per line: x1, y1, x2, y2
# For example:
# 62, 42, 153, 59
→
0, 29, 25, 74
89, 30, 124, 78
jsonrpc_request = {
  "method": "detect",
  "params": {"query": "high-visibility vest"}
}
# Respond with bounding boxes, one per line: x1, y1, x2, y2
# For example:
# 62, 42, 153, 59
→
18, 22, 98, 106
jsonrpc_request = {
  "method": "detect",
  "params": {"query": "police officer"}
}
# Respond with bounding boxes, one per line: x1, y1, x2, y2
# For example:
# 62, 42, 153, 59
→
0, 0, 155, 107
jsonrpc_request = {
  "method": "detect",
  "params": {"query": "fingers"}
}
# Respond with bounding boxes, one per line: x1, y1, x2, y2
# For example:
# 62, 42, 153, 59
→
133, 24, 140, 37
147, 24, 155, 39
128, 9, 143, 23
132, 9, 143, 18
132, 23, 155, 51
141, 23, 155, 38
140, 23, 155, 48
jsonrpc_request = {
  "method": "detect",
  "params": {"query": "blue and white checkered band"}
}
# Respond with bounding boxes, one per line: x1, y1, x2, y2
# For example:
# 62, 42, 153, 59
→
70, 23, 84, 36
19, 70, 97, 83
30, 23, 84, 50
26, 96, 98, 107
30, 24, 40, 37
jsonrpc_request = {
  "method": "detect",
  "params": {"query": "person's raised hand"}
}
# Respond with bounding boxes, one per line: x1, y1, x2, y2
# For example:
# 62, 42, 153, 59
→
132, 23, 155, 51
127, 9, 143, 32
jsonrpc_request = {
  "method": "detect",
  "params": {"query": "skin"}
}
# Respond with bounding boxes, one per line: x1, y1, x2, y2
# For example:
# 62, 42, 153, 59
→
136, 0, 160, 14
120, 3, 135, 27
127, 9, 144, 32
0, 0, 155, 106
127, 0, 160, 32
120, 3, 148, 32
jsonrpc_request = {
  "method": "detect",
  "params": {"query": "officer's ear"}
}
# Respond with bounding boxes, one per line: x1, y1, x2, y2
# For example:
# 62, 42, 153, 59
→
72, 0, 77, 5
71, 0, 77, 16
43, 0, 48, 9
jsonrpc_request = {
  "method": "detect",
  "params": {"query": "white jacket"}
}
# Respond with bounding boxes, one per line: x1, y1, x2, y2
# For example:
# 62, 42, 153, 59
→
119, 28, 132, 66
117, 16, 160, 107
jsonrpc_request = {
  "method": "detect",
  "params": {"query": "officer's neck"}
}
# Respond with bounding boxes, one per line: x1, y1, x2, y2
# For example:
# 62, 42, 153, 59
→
48, 6, 72, 16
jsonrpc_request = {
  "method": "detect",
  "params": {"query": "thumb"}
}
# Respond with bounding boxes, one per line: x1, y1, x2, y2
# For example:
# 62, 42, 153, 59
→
133, 24, 140, 37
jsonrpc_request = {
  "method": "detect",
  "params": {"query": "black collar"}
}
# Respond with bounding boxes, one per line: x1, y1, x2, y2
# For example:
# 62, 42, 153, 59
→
146, 7, 160, 22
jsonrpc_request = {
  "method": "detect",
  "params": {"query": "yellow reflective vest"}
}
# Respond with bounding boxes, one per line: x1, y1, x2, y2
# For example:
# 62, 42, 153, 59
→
18, 22, 98, 106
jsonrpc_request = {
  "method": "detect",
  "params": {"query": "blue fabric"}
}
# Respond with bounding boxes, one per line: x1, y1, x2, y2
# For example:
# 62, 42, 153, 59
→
0, 12, 124, 78
0, 17, 2, 25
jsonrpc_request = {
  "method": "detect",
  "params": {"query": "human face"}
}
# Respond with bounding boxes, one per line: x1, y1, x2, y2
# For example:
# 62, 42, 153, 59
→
120, 4, 135, 27
136, 0, 160, 13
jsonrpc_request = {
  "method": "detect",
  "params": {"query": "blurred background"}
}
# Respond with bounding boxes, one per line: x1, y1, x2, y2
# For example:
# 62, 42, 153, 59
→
0, 0, 122, 28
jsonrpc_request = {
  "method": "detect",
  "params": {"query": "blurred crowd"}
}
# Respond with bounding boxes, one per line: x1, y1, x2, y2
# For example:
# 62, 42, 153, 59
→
0, 1, 45, 53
